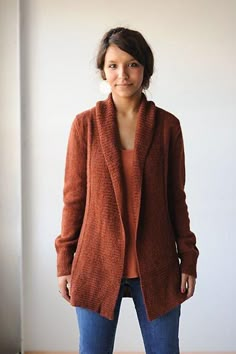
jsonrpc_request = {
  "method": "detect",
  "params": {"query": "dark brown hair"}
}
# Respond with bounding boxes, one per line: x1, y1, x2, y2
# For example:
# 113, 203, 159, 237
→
96, 27, 154, 89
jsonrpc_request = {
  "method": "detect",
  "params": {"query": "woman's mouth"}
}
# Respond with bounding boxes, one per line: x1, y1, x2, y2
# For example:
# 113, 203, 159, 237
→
115, 83, 132, 86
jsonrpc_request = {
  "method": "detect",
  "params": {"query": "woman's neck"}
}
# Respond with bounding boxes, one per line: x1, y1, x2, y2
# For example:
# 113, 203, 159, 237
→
111, 92, 142, 117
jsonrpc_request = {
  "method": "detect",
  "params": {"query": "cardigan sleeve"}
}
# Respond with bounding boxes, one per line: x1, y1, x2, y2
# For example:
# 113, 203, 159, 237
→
167, 120, 199, 278
55, 115, 87, 276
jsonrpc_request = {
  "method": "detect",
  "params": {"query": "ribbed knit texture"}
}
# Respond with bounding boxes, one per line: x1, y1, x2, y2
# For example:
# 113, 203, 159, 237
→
55, 93, 199, 321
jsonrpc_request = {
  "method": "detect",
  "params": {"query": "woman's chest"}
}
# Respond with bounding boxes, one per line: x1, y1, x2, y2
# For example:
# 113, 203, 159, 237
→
116, 116, 137, 150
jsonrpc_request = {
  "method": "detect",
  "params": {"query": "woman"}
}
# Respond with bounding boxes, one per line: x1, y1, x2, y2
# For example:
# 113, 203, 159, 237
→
55, 27, 199, 354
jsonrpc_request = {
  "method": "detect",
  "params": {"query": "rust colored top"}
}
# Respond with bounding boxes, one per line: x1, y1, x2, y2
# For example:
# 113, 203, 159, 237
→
121, 149, 139, 278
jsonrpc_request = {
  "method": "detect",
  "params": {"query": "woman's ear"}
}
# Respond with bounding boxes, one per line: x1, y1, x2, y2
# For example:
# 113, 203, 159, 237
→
101, 70, 106, 80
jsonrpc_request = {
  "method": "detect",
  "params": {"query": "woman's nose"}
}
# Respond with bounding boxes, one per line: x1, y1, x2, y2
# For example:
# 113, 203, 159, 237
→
118, 66, 128, 79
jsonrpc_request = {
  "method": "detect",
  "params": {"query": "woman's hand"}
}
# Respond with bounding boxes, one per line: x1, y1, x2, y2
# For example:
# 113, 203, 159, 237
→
181, 273, 196, 299
58, 275, 71, 302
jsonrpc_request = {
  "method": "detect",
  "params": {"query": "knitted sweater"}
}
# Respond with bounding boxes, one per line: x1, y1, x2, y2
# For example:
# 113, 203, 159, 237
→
55, 93, 199, 321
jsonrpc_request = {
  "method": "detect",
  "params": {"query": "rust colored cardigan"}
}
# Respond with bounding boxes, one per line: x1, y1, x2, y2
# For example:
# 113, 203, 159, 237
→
55, 93, 199, 321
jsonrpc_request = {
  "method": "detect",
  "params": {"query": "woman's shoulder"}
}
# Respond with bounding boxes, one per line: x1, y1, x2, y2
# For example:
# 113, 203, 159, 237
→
74, 105, 96, 123
71, 105, 96, 132
155, 105, 180, 128
152, 104, 183, 140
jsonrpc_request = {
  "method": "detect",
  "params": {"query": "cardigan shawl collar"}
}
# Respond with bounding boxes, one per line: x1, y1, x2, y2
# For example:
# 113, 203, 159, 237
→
95, 93, 157, 237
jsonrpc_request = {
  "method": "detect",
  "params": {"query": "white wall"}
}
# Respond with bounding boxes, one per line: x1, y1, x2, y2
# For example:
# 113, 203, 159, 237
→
0, 0, 21, 353
19, 0, 235, 352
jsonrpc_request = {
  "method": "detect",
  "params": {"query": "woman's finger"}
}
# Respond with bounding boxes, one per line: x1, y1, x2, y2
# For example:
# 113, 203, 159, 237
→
58, 276, 71, 302
186, 275, 196, 299
181, 273, 188, 293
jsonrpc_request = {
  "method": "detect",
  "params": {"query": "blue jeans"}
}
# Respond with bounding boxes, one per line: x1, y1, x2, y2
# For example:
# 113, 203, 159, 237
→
76, 277, 181, 354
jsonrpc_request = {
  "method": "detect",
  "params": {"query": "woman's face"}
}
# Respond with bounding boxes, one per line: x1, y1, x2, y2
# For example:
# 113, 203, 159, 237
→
103, 44, 144, 100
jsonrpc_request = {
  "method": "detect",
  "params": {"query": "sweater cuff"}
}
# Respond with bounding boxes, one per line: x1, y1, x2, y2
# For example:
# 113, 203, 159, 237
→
180, 252, 199, 278
56, 251, 73, 277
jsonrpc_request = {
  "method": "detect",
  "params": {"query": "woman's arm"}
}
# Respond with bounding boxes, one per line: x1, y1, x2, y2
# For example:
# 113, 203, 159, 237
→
167, 120, 199, 279
55, 115, 87, 277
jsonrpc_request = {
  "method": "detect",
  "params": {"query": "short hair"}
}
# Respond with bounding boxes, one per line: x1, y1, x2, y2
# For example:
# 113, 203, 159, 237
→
96, 27, 154, 89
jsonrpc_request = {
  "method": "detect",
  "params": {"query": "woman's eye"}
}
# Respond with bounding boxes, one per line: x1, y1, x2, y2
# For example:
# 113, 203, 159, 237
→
109, 64, 116, 69
129, 62, 139, 67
